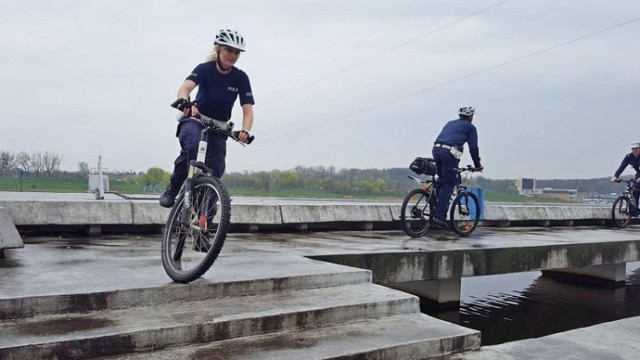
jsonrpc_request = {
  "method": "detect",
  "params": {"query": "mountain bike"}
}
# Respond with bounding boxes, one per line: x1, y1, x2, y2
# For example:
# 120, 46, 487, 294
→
611, 178, 638, 228
161, 100, 254, 283
400, 161, 480, 237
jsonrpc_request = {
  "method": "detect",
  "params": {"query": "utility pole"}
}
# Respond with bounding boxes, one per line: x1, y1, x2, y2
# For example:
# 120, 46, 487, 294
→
96, 155, 105, 200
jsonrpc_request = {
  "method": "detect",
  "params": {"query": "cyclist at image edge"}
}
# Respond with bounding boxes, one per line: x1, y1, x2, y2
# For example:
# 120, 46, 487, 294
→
160, 29, 255, 208
610, 141, 640, 216
431, 106, 484, 228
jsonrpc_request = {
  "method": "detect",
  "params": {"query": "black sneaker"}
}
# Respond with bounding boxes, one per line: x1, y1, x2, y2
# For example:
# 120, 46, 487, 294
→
159, 183, 179, 208
432, 218, 450, 230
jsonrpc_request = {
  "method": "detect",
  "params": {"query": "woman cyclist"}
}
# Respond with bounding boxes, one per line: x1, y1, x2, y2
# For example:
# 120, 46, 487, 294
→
610, 141, 640, 217
160, 29, 255, 208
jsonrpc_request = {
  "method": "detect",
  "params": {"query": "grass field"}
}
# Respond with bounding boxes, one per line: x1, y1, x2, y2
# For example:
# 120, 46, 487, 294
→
0, 175, 565, 203
0, 176, 146, 193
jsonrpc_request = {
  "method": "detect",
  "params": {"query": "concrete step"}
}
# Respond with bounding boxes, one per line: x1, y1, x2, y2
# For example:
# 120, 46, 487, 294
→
1, 267, 372, 319
0, 283, 419, 360
99, 314, 480, 360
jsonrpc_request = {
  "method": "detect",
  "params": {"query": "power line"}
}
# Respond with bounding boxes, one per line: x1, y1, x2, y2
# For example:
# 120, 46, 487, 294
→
108, 2, 509, 167
257, 16, 640, 145
258, 0, 510, 106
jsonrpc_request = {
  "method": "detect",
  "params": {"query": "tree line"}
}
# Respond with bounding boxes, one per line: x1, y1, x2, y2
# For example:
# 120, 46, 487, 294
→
0, 148, 617, 197
0, 150, 64, 177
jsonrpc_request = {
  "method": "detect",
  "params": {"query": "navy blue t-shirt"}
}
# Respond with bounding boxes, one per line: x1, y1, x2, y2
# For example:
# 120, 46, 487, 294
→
186, 62, 254, 121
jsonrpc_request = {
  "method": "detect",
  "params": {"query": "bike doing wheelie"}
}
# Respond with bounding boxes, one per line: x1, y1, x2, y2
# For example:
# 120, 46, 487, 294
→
611, 178, 640, 228
161, 100, 254, 283
400, 157, 481, 237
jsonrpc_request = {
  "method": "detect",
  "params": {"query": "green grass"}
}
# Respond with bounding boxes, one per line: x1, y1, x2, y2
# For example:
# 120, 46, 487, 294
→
485, 191, 566, 203
227, 187, 402, 200
0, 176, 568, 203
0, 176, 146, 193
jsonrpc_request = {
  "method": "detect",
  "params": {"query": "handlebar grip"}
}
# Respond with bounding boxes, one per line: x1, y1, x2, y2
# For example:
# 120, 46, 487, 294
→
170, 98, 194, 111
170, 99, 182, 108
233, 131, 255, 144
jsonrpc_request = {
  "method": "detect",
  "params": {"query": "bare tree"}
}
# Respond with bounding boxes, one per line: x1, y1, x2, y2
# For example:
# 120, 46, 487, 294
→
0, 151, 15, 175
78, 161, 89, 176
43, 151, 63, 176
29, 151, 44, 176
15, 152, 30, 172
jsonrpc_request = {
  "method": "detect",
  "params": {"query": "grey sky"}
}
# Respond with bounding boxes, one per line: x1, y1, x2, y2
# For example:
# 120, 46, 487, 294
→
1, 0, 639, 179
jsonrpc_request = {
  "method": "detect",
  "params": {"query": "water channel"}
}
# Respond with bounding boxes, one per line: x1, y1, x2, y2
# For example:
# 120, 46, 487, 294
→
423, 261, 640, 345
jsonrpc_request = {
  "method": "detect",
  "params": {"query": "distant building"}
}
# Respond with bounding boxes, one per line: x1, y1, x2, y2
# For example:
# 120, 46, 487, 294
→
515, 178, 577, 201
516, 178, 535, 191
582, 193, 618, 205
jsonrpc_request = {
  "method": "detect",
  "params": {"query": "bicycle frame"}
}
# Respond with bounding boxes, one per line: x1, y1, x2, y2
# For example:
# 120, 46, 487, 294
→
407, 167, 473, 210
176, 114, 253, 226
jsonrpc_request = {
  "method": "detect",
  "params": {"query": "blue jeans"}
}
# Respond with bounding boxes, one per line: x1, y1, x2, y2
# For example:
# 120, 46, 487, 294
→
432, 147, 460, 221
169, 119, 227, 189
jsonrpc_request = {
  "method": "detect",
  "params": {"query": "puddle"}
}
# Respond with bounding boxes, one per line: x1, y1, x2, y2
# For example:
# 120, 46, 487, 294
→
15, 316, 114, 336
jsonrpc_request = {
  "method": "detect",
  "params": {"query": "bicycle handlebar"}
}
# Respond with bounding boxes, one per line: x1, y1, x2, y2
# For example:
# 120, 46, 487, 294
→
457, 165, 480, 173
170, 99, 254, 145
615, 178, 636, 185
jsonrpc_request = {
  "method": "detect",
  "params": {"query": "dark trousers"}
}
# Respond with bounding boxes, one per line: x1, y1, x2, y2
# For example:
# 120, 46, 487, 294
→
632, 176, 640, 216
169, 119, 227, 189
432, 147, 460, 221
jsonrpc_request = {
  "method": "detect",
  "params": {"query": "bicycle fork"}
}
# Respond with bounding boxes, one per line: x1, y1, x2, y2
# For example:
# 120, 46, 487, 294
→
180, 135, 209, 226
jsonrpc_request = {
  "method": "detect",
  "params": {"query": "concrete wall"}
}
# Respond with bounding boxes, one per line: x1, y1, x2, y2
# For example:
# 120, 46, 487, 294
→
0, 199, 613, 229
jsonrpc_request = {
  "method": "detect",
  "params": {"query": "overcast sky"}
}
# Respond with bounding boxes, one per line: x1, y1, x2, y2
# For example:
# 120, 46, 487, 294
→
1, 0, 639, 179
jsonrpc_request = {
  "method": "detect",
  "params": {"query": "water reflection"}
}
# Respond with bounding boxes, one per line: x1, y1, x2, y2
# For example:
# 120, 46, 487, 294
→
424, 262, 640, 345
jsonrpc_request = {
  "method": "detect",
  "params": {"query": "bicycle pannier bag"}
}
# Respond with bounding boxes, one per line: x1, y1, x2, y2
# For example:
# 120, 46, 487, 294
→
409, 157, 436, 176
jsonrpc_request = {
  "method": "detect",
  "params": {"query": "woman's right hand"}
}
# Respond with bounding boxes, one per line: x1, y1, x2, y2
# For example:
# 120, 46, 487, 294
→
171, 98, 199, 117
188, 105, 199, 117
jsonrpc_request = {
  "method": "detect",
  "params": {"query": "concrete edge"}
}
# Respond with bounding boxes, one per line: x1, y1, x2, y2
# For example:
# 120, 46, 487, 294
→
0, 200, 614, 228
0, 206, 23, 250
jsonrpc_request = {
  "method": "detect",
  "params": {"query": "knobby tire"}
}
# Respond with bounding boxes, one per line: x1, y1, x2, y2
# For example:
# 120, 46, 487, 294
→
161, 176, 231, 283
400, 188, 433, 237
611, 195, 631, 228
449, 191, 480, 236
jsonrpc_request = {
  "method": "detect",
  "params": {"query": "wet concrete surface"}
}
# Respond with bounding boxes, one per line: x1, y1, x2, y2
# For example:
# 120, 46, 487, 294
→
3, 227, 640, 359
2, 226, 640, 299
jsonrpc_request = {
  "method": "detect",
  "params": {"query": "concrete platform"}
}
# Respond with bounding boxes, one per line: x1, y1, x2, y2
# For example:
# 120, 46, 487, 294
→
450, 316, 640, 360
0, 206, 22, 252
4, 228, 640, 358
0, 231, 487, 359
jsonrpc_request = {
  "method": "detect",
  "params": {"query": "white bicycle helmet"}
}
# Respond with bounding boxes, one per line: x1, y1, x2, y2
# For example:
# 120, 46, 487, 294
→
214, 29, 246, 52
631, 140, 640, 149
458, 106, 475, 116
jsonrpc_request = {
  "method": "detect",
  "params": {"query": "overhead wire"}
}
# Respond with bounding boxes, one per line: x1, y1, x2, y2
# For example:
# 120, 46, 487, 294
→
111, 1, 510, 167
256, 16, 640, 145
258, 0, 510, 106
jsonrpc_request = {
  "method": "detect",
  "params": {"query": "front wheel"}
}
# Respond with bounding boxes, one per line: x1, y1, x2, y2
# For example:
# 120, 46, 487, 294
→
611, 195, 631, 228
400, 188, 434, 237
449, 191, 480, 236
161, 176, 231, 283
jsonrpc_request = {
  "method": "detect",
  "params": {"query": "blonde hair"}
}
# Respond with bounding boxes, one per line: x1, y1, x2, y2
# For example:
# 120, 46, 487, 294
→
205, 45, 220, 62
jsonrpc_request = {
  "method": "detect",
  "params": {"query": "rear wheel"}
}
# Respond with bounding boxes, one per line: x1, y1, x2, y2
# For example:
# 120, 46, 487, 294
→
611, 195, 631, 228
161, 176, 231, 283
400, 188, 434, 237
449, 191, 480, 236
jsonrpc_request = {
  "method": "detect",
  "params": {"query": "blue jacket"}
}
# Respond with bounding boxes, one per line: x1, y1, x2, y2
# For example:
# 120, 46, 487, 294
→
434, 118, 481, 167
614, 153, 640, 178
